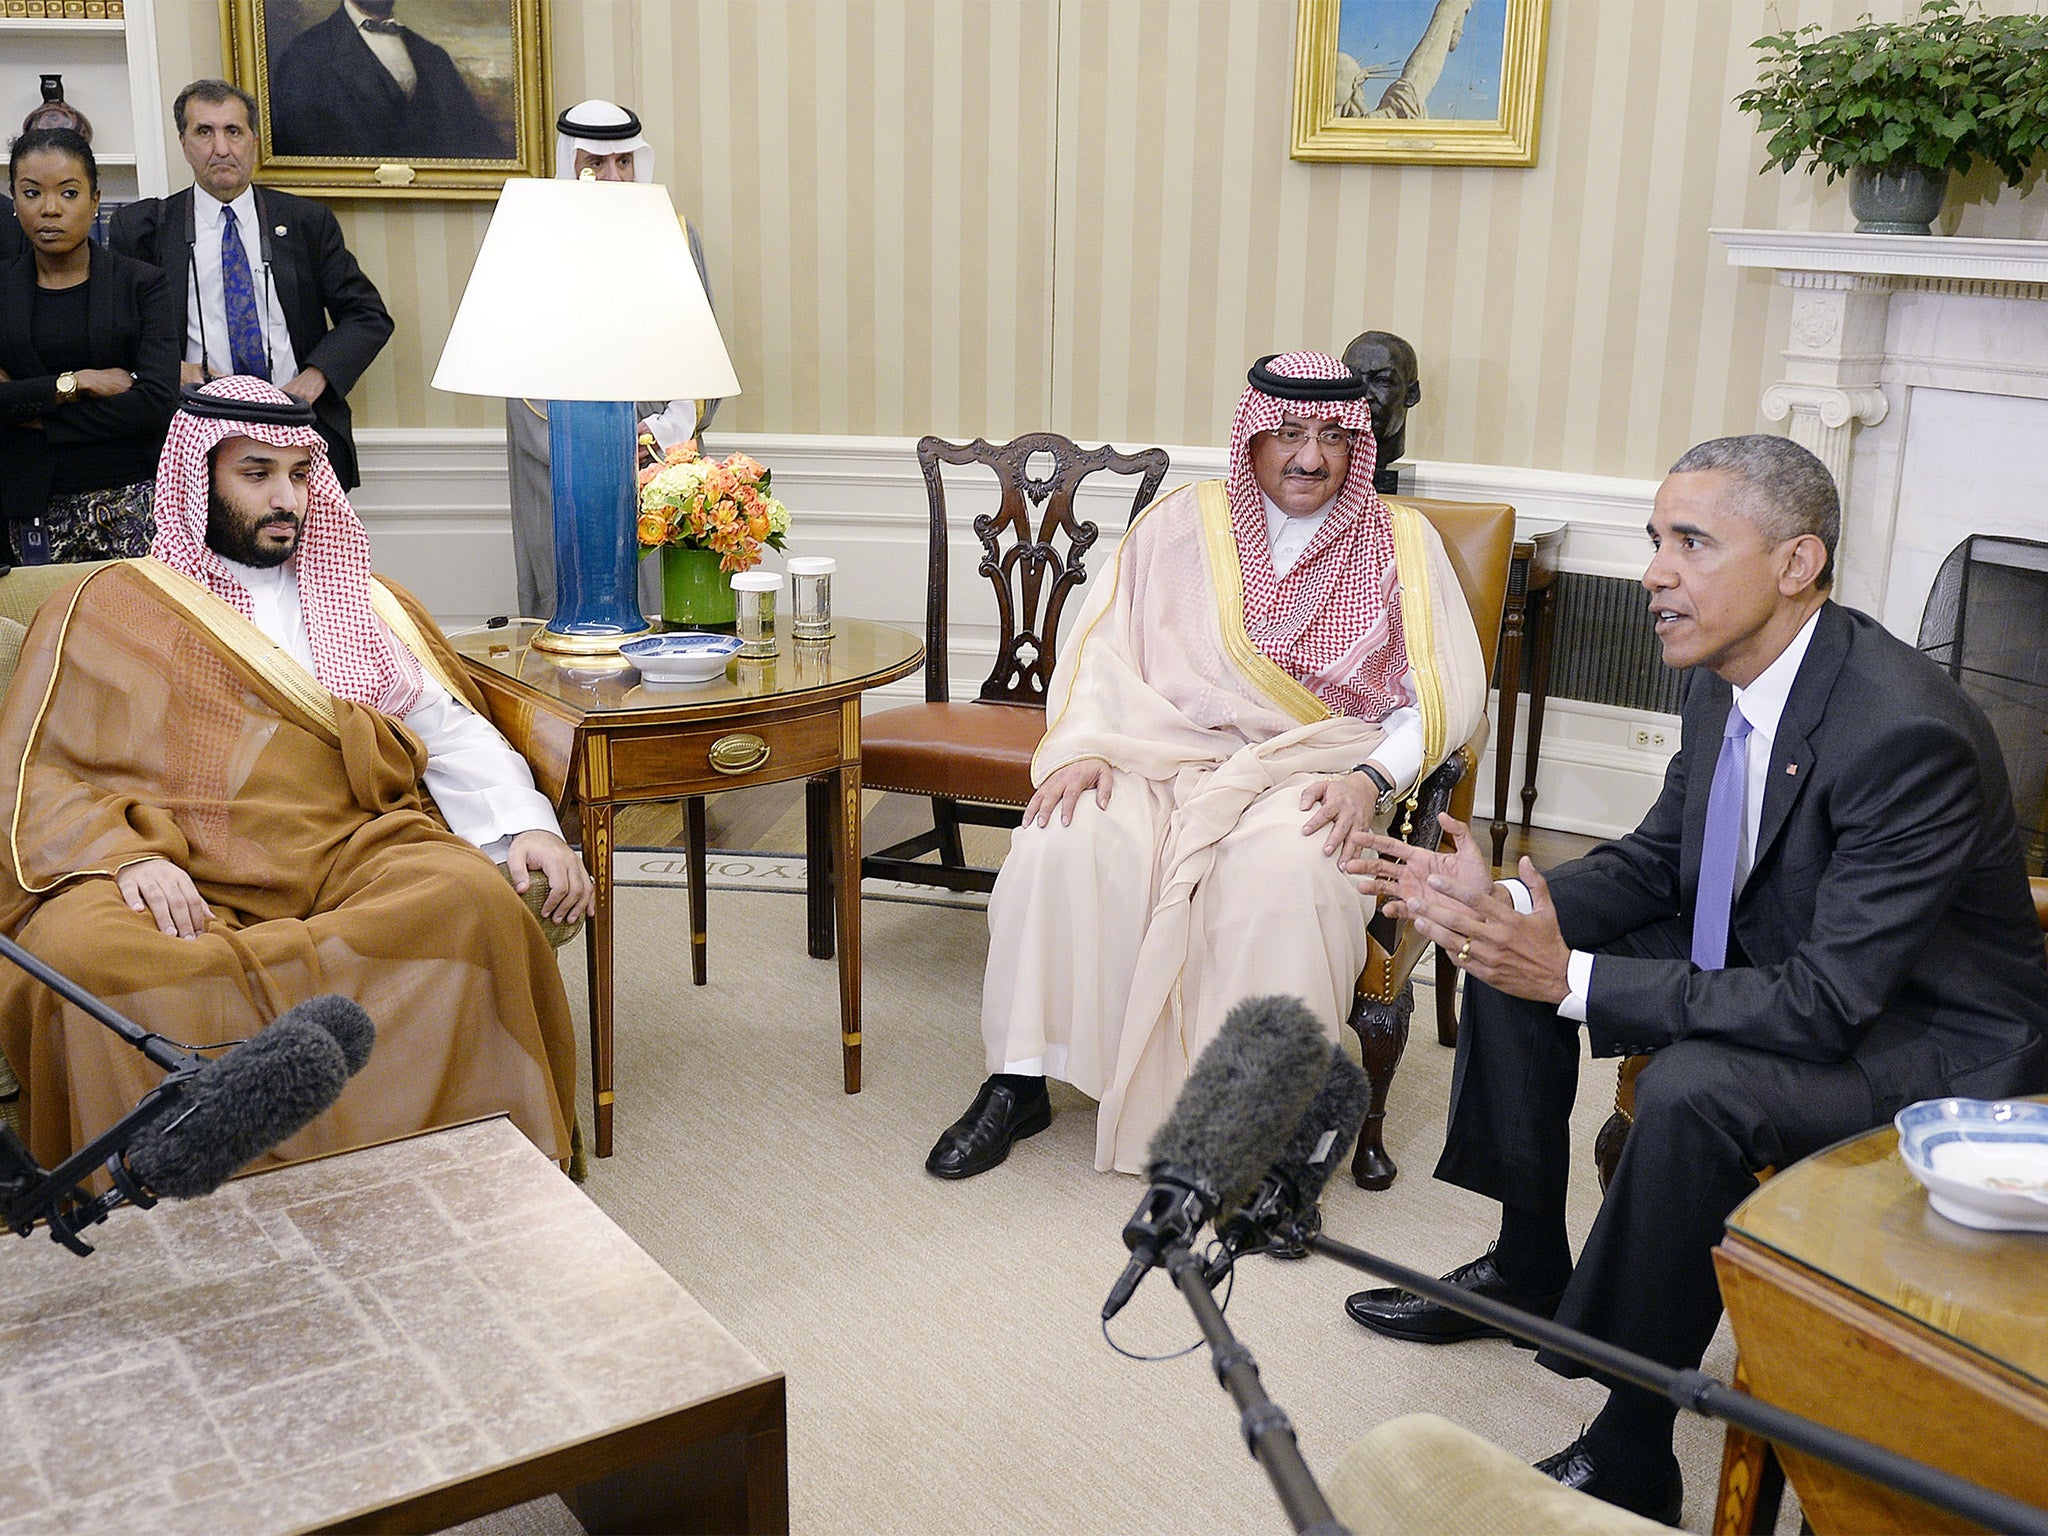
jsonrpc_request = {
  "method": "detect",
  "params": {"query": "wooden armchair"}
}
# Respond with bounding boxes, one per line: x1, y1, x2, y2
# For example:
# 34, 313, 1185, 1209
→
1348, 499, 1516, 1190
852, 433, 1170, 892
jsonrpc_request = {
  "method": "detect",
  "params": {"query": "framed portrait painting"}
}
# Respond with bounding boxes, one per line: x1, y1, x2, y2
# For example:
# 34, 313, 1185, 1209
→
222, 0, 552, 198
1291, 0, 1549, 166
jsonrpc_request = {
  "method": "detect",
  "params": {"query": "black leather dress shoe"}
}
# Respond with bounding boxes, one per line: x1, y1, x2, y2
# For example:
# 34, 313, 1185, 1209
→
1342, 1247, 1564, 1345
1535, 1432, 1684, 1526
925, 1076, 1052, 1179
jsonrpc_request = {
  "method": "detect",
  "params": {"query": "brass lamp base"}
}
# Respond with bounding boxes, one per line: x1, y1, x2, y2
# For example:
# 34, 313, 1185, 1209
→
530, 623, 651, 657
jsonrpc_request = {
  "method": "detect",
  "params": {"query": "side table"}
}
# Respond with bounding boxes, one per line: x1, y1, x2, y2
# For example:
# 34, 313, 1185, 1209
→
454, 619, 923, 1157
1712, 1116, 2048, 1534
1489, 518, 1565, 869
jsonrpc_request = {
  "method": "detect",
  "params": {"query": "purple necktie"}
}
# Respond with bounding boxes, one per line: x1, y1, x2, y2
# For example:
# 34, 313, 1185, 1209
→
219, 204, 269, 381
1691, 701, 1753, 971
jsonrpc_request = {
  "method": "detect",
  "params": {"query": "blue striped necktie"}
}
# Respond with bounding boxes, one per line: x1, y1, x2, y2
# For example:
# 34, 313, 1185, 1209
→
1691, 701, 1753, 971
219, 204, 269, 380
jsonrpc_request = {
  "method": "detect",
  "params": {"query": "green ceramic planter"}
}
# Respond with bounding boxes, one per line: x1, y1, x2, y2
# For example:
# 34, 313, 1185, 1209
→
658, 546, 736, 628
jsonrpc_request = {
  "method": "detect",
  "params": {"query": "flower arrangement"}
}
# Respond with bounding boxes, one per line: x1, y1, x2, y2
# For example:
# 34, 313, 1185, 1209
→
636, 442, 791, 573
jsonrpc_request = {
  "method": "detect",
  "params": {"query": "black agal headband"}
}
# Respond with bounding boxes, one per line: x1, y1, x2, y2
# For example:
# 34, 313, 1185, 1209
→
556, 105, 643, 141
1247, 355, 1368, 402
176, 386, 317, 427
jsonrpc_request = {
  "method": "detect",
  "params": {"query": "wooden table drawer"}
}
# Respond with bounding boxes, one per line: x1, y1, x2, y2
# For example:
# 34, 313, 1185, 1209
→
605, 707, 845, 797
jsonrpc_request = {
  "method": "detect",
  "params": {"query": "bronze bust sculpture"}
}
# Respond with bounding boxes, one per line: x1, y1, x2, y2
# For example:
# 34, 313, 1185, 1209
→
1342, 331, 1421, 493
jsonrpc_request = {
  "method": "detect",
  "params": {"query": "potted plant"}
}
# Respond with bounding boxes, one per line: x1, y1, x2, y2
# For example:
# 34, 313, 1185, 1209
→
637, 445, 791, 628
1735, 0, 2048, 235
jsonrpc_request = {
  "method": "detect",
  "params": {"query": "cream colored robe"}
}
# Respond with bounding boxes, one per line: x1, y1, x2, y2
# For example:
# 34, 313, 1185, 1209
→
980, 481, 1487, 1173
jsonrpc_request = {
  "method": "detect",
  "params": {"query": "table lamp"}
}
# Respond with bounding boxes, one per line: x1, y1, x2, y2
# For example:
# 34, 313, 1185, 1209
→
433, 178, 742, 654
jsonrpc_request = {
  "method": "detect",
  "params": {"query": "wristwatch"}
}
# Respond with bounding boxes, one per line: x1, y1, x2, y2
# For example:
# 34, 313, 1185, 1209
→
54, 372, 77, 405
1354, 762, 1398, 817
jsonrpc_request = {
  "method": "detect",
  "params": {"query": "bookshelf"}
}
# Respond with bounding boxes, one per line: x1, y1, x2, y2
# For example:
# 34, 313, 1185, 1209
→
1, 0, 166, 206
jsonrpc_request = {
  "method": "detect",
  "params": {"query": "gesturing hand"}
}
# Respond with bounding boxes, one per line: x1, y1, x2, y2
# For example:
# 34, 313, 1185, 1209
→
116, 857, 213, 939
507, 830, 596, 923
1395, 857, 1574, 1007
1341, 811, 1491, 916
1025, 759, 1110, 827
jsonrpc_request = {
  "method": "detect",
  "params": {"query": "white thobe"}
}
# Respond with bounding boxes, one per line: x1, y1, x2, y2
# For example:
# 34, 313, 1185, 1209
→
220, 557, 558, 860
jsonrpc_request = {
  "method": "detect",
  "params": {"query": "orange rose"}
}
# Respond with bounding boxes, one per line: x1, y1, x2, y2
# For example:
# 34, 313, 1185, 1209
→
637, 512, 668, 546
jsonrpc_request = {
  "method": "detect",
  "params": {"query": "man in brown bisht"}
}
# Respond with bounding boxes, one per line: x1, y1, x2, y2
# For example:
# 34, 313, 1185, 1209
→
0, 375, 591, 1173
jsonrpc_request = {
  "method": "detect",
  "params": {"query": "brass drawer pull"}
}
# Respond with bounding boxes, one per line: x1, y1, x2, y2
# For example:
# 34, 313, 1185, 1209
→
709, 733, 771, 775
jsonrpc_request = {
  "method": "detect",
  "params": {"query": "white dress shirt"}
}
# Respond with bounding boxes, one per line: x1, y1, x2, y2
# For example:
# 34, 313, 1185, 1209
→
1260, 492, 1424, 792
344, 0, 418, 95
188, 186, 301, 384
1523, 608, 1825, 1022
219, 557, 558, 859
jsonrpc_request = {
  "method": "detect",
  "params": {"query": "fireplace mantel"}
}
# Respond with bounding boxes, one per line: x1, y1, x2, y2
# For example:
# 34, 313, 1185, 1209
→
1713, 227, 2048, 633
1715, 228, 2048, 288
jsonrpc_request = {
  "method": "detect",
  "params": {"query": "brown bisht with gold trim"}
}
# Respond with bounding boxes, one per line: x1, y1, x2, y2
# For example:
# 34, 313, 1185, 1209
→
0, 561, 576, 1173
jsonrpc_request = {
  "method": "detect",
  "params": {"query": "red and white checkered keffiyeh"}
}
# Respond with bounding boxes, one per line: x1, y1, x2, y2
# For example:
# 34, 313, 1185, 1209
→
1224, 350, 1405, 720
149, 375, 424, 717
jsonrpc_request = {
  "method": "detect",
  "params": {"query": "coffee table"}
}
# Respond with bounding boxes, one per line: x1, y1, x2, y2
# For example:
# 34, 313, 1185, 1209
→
1712, 1116, 2048, 1534
0, 1117, 786, 1534
453, 619, 924, 1157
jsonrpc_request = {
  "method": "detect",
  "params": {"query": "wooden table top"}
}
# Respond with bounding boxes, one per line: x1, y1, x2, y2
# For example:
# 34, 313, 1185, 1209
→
452, 617, 924, 722
1726, 1120, 2048, 1393
0, 1118, 777, 1534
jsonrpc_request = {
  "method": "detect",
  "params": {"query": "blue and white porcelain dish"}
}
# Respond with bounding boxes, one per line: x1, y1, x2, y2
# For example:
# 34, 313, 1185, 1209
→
620, 632, 743, 685
1894, 1098, 2048, 1232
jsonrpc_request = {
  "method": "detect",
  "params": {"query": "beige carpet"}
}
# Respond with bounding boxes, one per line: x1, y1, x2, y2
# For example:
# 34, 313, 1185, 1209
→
458, 872, 1801, 1536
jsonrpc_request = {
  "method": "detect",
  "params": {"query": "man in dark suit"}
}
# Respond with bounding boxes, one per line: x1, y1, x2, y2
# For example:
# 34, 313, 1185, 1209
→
110, 80, 392, 490
1344, 434, 2048, 1522
269, 0, 510, 161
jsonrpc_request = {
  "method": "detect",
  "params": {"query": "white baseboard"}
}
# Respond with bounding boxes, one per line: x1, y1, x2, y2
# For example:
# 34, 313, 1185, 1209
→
351, 428, 1672, 841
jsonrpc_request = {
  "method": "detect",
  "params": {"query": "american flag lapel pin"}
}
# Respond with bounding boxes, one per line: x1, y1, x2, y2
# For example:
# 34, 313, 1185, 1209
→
1786, 763, 1799, 776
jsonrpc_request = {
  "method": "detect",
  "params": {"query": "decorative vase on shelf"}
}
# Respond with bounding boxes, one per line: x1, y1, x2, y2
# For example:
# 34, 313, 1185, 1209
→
658, 546, 736, 628
1848, 164, 1949, 235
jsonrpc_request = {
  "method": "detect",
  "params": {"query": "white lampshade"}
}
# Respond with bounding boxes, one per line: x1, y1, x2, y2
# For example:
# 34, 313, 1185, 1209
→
432, 178, 743, 403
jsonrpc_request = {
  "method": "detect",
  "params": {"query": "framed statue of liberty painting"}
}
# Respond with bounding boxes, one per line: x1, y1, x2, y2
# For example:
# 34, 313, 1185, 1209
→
1292, 0, 1550, 166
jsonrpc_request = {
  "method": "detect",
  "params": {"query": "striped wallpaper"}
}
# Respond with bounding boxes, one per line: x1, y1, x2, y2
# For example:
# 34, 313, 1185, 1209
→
151, 0, 2048, 479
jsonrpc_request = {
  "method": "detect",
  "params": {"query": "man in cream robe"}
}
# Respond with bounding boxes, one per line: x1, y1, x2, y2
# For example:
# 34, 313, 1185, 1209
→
927, 351, 1487, 1179
0, 376, 591, 1175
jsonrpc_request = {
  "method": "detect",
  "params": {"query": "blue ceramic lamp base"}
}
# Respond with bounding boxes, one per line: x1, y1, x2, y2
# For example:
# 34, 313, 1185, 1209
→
534, 398, 653, 655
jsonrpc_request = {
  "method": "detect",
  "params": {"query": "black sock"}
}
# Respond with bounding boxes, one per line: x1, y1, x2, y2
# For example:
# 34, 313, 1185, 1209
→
990, 1072, 1046, 1098
1491, 1204, 1572, 1294
1584, 1384, 1679, 1476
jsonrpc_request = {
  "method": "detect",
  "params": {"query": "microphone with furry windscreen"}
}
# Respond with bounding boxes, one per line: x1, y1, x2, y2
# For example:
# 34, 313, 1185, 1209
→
123, 997, 373, 1199
0, 927, 376, 1254
1208, 1048, 1371, 1281
1101, 995, 1330, 1321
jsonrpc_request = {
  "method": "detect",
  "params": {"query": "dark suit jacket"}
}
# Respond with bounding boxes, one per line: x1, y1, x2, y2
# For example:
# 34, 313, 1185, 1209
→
0, 242, 181, 525
0, 197, 22, 264
109, 185, 393, 490
1548, 601, 2048, 1109
269, 5, 510, 161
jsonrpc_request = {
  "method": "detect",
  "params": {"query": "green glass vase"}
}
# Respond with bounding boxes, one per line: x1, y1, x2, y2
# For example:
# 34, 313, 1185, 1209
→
658, 546, 736, 628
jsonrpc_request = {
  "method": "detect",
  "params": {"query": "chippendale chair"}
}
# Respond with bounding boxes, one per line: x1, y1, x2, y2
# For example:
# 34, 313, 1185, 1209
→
848, 432, 1171, 893
1348, 498, 1516, 1190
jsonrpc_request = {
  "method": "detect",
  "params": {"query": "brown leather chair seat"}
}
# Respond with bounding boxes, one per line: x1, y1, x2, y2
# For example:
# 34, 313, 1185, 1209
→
863, 700, 1043, 805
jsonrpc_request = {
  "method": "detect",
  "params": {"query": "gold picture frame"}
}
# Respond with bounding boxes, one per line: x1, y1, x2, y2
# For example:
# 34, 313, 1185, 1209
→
1291, 0, 1549, 167
221, 0, 552, 199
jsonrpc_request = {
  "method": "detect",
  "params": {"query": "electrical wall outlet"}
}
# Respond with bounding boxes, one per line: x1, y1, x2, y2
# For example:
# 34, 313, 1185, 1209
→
1629, 726, 1670, 752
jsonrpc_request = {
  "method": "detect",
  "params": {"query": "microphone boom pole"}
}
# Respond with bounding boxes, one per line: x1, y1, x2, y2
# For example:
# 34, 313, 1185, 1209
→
1162, 1243, 1351, 1536
1303, 1227, 2048, 1536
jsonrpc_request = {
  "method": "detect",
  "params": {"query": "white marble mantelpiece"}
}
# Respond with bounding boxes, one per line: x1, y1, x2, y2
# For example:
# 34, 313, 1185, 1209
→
1714, 227, 2048, 634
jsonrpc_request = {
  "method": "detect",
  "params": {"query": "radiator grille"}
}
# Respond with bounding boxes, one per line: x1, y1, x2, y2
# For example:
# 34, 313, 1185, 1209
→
1499, 572, 1681, 716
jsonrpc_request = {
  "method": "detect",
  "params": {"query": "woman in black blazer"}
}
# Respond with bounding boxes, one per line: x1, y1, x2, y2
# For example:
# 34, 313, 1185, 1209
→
0, 128, 179, 563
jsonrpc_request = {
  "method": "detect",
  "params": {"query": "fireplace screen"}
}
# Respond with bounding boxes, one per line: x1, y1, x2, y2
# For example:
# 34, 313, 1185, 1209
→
1918, 535, 2048, 877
